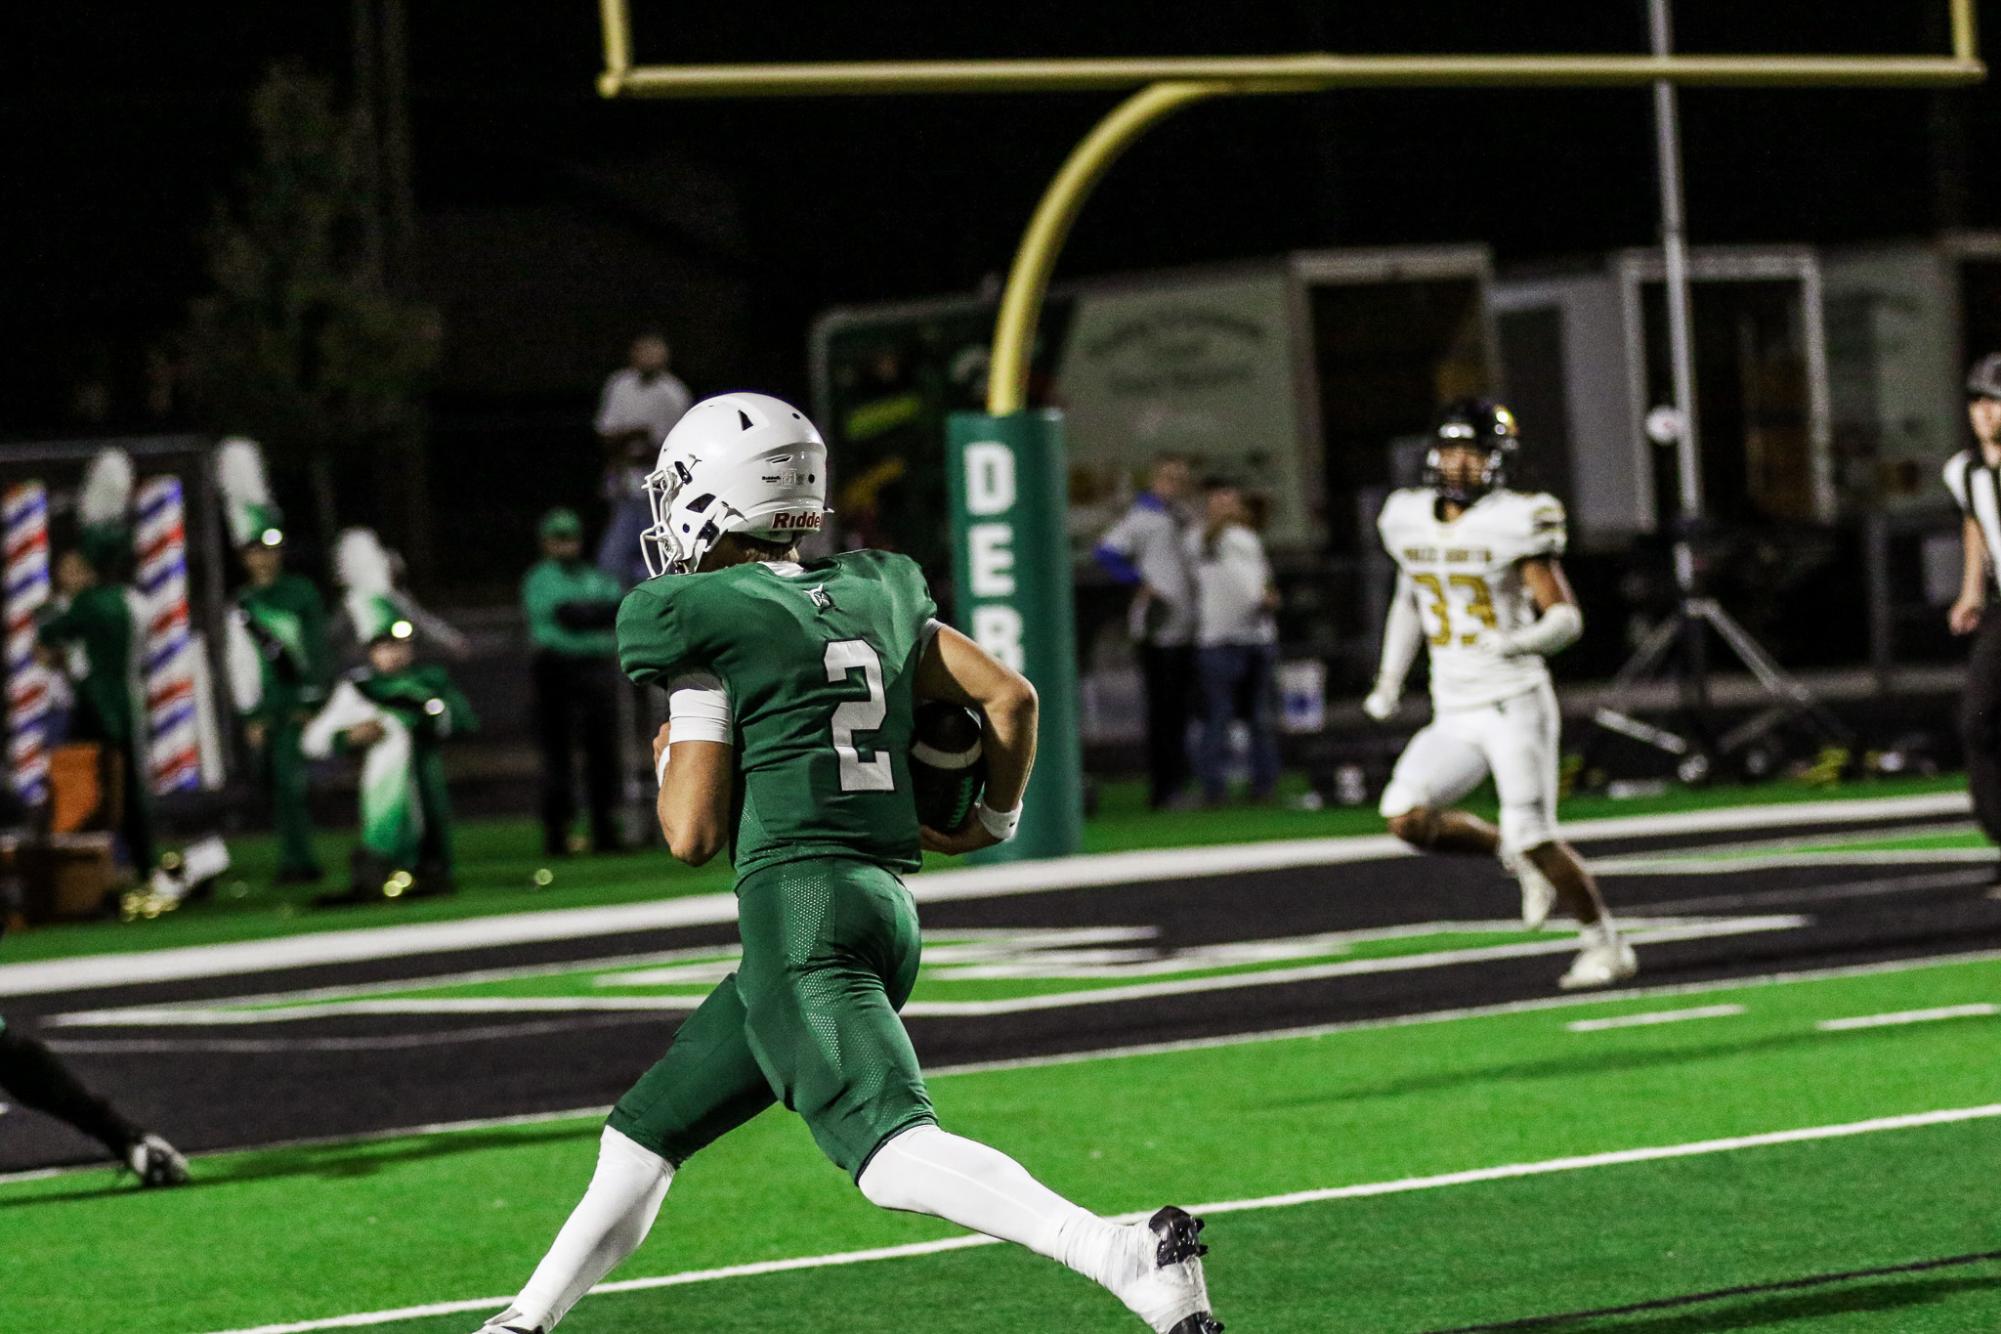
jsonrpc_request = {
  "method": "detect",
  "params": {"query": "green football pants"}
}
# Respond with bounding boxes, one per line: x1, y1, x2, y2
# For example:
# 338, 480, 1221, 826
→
264, 717, 320, 877
608, 858, 935, 1179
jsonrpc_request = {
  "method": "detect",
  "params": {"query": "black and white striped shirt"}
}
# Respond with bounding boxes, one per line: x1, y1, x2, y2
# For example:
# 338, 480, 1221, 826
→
1945, 449, 2001, 592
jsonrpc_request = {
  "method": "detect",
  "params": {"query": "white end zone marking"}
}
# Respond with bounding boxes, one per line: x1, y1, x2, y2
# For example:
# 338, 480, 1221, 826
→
200, 1100, 2001, 1334
1566, 1004, 1746, 1032
1816, 1003, 1998, 1031
49, 915, 1808, 1026
0, 790, 1968, 998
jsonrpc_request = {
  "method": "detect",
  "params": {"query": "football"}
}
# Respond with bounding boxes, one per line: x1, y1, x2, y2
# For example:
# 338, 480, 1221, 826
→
910, 700, 986, 832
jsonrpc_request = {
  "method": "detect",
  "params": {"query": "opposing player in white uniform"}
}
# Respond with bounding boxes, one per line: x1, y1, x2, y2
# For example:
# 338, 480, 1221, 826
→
1365, 400, 1635, 990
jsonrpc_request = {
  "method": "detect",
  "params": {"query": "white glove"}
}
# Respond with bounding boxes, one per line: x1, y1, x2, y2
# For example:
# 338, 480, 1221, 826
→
1362, 684, 1400, 722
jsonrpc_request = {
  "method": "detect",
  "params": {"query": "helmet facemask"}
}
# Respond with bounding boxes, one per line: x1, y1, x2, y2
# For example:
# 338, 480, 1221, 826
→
1424, 436, 1508, 506
640, 453, 705, 577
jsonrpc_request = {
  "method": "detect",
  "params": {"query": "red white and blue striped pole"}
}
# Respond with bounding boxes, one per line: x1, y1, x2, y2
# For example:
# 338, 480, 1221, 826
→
135, 475, 201, 795
4, 482, 53, 809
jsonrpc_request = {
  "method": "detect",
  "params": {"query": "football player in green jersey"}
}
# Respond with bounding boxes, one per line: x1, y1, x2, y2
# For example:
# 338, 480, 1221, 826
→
476, 394, 1220, 1334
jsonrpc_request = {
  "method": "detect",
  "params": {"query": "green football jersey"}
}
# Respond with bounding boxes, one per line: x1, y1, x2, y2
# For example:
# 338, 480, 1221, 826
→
617, 549, 937, 879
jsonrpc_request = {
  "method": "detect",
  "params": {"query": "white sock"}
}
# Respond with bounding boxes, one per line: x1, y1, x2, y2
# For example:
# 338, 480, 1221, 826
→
858, 1124, 1128, 1288
1583, 913, 1621, 946
512, 1127, 674, 1329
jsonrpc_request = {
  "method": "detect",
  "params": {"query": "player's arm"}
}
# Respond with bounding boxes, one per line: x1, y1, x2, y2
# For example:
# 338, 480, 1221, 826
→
652, 673, 734, 866
914, 624, 1037, 855
1494, 558, 1584, 658
1363, 575, 1423, 721
1950, 514, 1987, 636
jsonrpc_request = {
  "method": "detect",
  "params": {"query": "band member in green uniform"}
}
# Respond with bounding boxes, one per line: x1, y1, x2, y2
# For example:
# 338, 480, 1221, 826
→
217, 439, 332, 884
36, 449, 154, 878
303, 594, 475, 904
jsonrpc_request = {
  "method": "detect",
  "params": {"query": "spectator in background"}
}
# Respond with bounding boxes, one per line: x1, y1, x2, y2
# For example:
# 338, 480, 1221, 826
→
1093, 454, 1197, 809
594, 331, 692, 585
522, 508, 626, 857
1189, 479, 1281, 805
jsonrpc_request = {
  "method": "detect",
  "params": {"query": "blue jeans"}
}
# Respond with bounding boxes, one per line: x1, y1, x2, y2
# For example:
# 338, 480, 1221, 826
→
596, 493, 653, 586
1196, 643, 1280, 801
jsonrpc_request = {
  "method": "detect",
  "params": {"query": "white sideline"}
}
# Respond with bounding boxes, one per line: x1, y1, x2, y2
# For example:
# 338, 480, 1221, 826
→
0, 790, 1968, 999
200, 1100, 2001, 1334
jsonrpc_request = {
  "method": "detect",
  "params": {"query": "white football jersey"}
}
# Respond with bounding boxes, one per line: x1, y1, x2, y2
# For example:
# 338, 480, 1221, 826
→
1377, 486, 1568, 710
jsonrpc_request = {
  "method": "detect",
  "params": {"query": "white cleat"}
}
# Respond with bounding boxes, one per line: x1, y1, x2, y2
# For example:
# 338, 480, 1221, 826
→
1559, 937, 1638, 991
1503, 851, 1558, 931
469, 1309, 545, 1334
1109, 1206, 1223, 1333
126, 1133, 189, 1188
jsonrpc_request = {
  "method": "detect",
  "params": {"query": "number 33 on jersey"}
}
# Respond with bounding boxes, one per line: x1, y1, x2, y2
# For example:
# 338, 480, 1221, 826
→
616, 549, 936, 876
1377, 486, 1566, 710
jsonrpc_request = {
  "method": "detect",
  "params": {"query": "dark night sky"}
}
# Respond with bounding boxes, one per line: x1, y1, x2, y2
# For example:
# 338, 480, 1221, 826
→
5, 3, 1997, 584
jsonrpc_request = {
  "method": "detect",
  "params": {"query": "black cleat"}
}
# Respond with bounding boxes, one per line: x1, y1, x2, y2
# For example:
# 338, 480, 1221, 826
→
1149, 1206, 1211, 1267
1112, 1205, 1219, 1332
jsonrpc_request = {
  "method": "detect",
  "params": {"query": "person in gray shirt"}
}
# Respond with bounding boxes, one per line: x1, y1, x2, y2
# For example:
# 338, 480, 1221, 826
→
1094, 454, 1197, 809
1188, 479, 1280, 805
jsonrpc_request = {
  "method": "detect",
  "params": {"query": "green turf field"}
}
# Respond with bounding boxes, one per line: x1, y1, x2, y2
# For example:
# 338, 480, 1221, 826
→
0, 773, 1968, 964
10, 951, 1999, 1333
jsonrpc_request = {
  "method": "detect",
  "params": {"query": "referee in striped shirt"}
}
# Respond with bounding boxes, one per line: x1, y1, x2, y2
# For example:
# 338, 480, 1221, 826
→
1945, 352, 2001, 849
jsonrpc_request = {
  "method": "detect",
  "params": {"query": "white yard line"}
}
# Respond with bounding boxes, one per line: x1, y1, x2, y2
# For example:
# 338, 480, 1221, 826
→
1816, 1003, 1998, 1031
1565, 1004, 1746, 1033
0, 790, 1969, 999
199, 1100, 2001, 1334
47, 915, 1807, 1027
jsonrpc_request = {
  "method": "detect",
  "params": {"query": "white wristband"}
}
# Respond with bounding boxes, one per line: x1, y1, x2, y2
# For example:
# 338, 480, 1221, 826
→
973, 800, 1022, 843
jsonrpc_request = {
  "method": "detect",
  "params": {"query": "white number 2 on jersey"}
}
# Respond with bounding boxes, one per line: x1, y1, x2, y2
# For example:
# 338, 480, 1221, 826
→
823, 638, 895, 792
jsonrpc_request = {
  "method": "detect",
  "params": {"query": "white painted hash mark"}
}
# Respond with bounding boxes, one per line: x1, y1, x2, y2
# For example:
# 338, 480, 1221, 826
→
1566, 1004, 1746, 1033
1816, 1003, 1998, 1031
198, 1101, 2001, 1334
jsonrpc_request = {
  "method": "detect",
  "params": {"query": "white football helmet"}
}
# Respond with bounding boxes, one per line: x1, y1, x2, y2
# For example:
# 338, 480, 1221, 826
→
639, 392, 830, 576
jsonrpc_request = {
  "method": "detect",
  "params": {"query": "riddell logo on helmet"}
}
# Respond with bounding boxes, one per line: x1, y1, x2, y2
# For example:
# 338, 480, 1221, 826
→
770, 511, 823, 533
